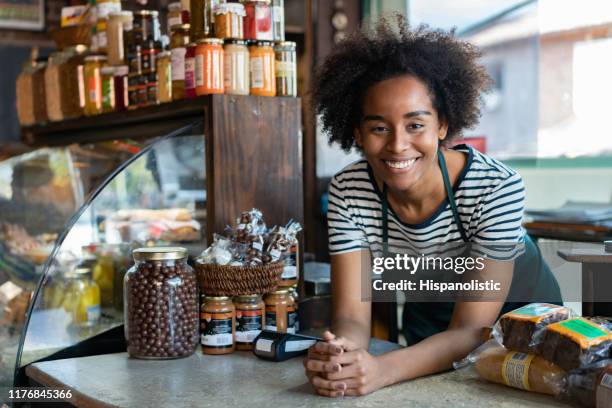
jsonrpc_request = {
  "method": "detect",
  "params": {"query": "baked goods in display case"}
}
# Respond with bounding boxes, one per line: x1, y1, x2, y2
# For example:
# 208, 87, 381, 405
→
106, 208, 202, 243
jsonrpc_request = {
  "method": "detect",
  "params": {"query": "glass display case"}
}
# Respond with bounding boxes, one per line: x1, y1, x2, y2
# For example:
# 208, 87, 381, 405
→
0, 129, 206, 398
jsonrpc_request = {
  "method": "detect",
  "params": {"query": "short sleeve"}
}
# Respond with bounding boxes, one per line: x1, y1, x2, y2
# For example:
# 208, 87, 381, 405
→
471, 172, 526, 260
327, 176, 368, 255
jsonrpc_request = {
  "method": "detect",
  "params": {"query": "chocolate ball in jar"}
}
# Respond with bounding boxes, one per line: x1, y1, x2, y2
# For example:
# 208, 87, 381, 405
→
124, 247, 199, 359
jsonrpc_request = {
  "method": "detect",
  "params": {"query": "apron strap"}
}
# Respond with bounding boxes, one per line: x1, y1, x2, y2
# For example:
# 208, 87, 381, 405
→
438, 150, 469, 242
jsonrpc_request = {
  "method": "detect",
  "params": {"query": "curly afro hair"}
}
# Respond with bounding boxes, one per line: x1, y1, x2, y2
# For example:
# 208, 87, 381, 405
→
312, 15, 492, 152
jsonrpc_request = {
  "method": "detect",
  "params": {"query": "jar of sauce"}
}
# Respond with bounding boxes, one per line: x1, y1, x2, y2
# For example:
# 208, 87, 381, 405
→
224, 39, 249, 95
170, 24, 190, 100
243, 0, 273, 41
124, 247, 199, 359
84, 55, 107, 116
184, 42, 197, 98
264, 289, 296, 333
113, 65, 129, 111
249, 41, 275, 96
233, 294, 264, 350
195, 38, 224, 95
201, 296, 235, 354
274, 41, 296, 97
157, 51, 172, 103
214, 3, 245, 39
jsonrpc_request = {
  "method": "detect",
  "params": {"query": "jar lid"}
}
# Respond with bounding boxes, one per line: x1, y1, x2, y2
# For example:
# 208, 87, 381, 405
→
114, 65, 129, 75
84, 55, 108, 62
100, 66, 116, 75
214, 3, 246, 17
272, 289, 289, 294
170, 23, 190, 32
226, 39, 247, 46
133, 247, 188, 261
157, 50, 171, 58
275, 41, 296, 49
187, 42, 197, 47
235, 294, 260, 300
254, 40, 273, 47
168, 2, 182, 11
134, 10, 159, 16
198, 38, 224, 45
206, 296, 231, 300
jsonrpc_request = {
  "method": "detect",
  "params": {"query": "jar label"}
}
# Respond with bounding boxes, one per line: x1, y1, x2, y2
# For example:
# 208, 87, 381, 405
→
98, 31, 108, 49
287, 310, 297, 334
185, 57, 196, 89
168, 16, 182, 29
201, 315, 233, 347
275, 60, 295, 78
171, 47, 187, 81
195, 54, 204, 87
96, 2, 121, 19
236, 309, 263, 344
265, 311, 278, 331
250, 56, 264, 88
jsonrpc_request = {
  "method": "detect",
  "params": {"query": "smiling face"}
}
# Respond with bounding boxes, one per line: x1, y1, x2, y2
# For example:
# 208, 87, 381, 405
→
355, 75, 448, 194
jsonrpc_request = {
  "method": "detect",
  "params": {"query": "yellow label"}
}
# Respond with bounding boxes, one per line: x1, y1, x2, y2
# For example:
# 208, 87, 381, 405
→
501, 351, 534, 391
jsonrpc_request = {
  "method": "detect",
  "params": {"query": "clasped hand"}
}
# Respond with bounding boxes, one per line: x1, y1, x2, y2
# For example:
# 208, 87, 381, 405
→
303, 331, 387, 397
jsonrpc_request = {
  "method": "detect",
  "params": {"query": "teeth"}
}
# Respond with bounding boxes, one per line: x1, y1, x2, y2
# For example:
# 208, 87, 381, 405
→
385, 159, 416, 169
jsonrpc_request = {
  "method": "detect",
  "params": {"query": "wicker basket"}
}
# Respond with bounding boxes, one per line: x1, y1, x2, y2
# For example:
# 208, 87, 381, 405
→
195, 261, 284, 296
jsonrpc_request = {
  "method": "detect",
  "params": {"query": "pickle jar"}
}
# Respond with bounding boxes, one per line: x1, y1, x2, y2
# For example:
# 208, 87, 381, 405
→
233, 294, 264, 350
157, 51, 173, 103
274, 41, 296, 97
195, 38, 224, 95
213, 3, 245, 39
201, 296, 235, 354
224, 39, 249, 95
62, 267, 101, 328
84, 55, 107, 116
249, 41, 275, 96
170, 24, 190, 99
124, 247, 199, 359
264, 289, 296, 333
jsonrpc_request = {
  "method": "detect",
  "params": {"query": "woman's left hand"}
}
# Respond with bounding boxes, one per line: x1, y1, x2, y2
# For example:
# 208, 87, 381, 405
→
320, 334, 391, 396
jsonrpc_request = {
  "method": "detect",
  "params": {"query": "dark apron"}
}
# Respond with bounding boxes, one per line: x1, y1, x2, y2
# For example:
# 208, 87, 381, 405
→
380, 150, 563, 346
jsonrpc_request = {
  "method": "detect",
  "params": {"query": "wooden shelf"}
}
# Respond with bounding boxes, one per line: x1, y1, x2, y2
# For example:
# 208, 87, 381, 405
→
21, 96, 212, 147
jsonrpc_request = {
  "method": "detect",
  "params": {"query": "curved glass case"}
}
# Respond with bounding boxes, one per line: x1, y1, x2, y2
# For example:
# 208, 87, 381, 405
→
1, 129, 205, 398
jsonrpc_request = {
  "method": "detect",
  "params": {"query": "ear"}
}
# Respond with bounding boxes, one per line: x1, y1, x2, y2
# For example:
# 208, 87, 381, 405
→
438, 119, 449, 141
354, 127, 363, 147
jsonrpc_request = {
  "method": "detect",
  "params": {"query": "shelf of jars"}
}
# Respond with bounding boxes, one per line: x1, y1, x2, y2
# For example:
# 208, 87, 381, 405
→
18, 0, 299, 147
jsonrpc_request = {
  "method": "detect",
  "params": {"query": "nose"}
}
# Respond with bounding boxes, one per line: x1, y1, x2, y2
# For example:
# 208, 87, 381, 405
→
385, 126, 411, 153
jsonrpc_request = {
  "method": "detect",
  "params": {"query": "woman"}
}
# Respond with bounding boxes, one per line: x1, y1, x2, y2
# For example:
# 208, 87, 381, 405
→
303, 17, 561, 397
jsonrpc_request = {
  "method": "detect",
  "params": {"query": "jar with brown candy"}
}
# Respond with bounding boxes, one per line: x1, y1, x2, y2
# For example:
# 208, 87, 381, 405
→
201, 296, 235, 354
124, 247, 199, 359
264, 289, 296, 334
233, 294, 264, 350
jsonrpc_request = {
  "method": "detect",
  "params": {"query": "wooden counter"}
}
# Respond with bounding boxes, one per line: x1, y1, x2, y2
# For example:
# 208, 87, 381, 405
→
26, 341, 571, 408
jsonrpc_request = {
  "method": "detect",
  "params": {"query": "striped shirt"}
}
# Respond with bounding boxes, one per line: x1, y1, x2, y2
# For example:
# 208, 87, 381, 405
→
327, 144, 526, 260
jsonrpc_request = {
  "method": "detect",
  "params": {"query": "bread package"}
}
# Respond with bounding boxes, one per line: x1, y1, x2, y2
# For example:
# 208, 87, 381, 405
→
563, 360, 612, 407
540, 318, 612, 371
474, 344, 566, 395
496, 303, 573, 353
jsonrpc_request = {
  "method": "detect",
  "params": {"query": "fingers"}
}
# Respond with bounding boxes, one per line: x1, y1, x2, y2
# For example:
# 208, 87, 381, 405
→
304, 359, 342, 373
325, 349, 363, 367
322, 330, 336, 341
324, 360, 365, 381
312, 341, 344, 355
343, 387, 369, 397
315, 388, 344, 398
312, 375, 347, 393
327, 336, 359, 352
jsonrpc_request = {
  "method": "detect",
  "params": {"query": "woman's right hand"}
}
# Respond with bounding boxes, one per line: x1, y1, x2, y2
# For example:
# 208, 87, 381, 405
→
303, 331, 346, 397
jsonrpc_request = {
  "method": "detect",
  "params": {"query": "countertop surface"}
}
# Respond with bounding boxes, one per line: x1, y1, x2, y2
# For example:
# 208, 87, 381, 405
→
26, 339, 572, 408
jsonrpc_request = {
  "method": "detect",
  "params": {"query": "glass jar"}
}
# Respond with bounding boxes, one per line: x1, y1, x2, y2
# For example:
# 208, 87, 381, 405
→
127, 44, 142, 75
124, 247, 199, 359
141, 39, 157, 74
264, 289, 296, 333
113, 65, 129, 111
146, 71, 158, 105
170, 24, 190, 99
243, 0, 273, 41
101, 66, 116, 113
107, 11, 133, 65
167, 2, 184, 30
274, 41, 296, 97
233, 294, 264, 350
157, 51, 172, 103
189, 0, 214, 41
214, 3, 245, 40
184, 42, 197, 98
272, 0, 284, 41
92, 246, 115, 308
195, 38, 224, 95
224, 39, 249, 95
289, 285, 299, 332
249, 41, 275, 96
133, 10, 160, 43
84, 55, 107, 116
96, 17, 109, 54
62, 267, 101, 328
201, 296, 235, 354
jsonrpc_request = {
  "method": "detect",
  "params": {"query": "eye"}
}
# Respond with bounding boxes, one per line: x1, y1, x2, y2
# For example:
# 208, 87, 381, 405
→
371, 126, 390, 134
407, 123, 424, 130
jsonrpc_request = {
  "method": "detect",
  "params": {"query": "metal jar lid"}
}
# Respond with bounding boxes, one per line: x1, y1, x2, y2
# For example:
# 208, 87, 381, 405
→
133, 247, 188, 261
197, 38, 224, 45
84, 55, 108, 62
275, 41, 296, 49
170, 23, 190, 32
225, 39, 247, 46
